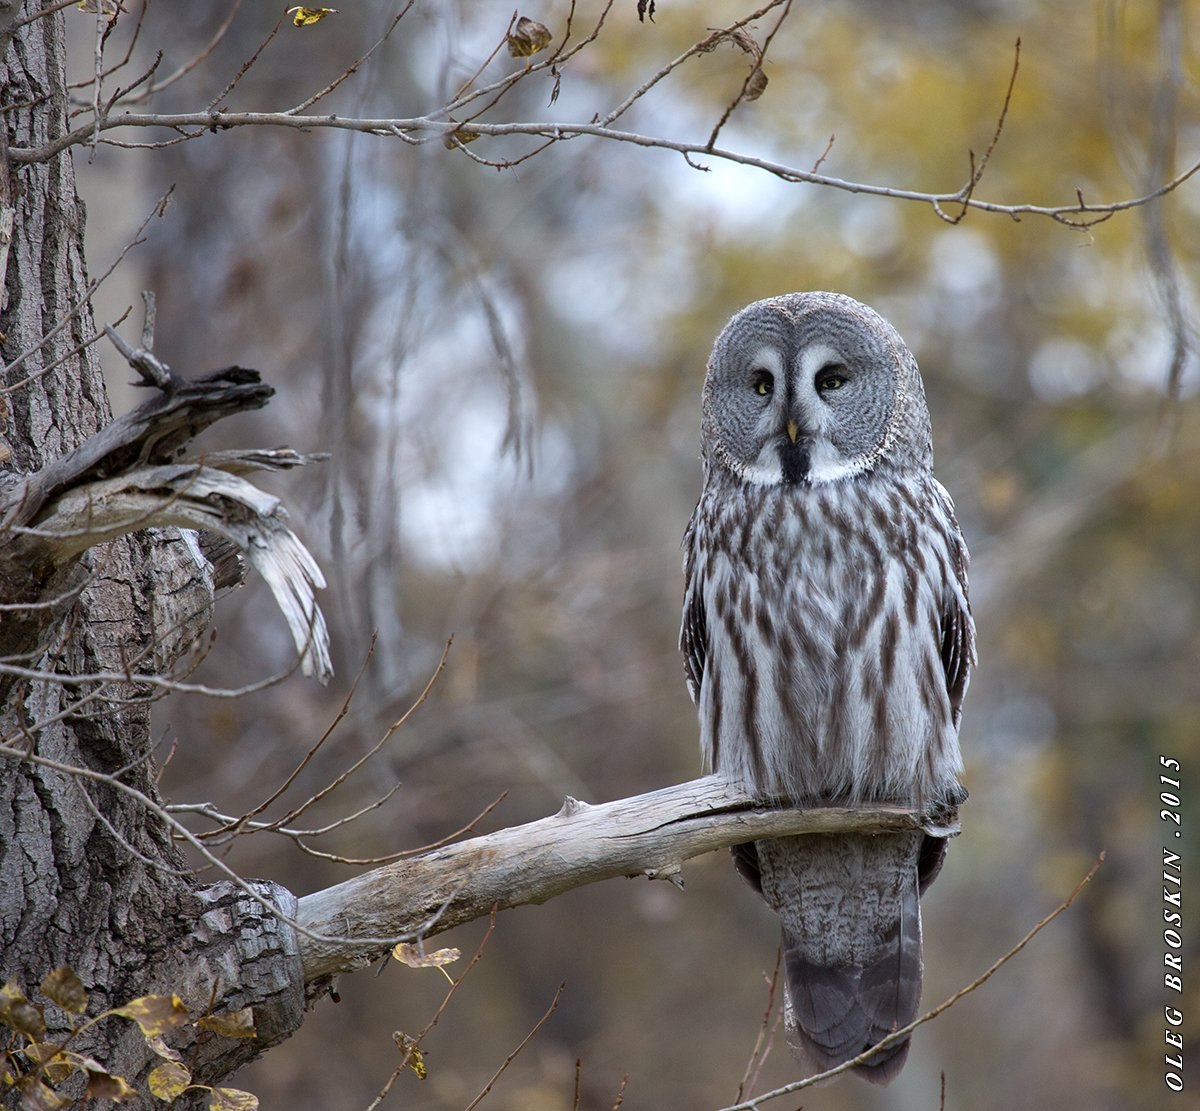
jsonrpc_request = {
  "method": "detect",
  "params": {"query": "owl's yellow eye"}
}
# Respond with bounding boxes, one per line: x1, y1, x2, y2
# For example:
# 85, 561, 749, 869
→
751, 370, 774, 396
816, 368, 848, 392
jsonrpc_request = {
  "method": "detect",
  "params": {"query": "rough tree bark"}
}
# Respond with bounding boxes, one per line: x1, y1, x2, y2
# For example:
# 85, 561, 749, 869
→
0, 8, 311, 1105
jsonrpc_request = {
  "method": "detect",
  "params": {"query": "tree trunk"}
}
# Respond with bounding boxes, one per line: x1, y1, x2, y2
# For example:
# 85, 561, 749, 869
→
0, 8, 304, 1105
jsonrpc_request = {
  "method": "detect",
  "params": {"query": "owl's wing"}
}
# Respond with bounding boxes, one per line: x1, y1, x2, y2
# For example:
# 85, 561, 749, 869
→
933, 479, 975, 728
679, 501, 708, 704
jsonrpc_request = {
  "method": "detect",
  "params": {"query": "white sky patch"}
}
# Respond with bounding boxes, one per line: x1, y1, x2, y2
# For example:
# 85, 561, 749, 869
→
1027, 337, 1103, 400
925, 227, 1003, 314
381, 303, 578, 573
664, 154, 810, 234
1108, 318, 1200, 397
841, 202, 903, 260
544, 249, 630, 326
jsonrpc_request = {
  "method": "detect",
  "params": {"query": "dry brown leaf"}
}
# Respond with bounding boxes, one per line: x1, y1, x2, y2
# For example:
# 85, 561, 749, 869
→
39, 968, 87, 1016
507, 16, 553, 58
745, 66, 768, 101
147, 1059, 191, 1100
442, 122, 481, 149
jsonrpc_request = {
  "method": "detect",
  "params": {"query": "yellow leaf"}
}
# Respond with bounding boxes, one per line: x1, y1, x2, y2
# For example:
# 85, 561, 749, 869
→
506, 16, 552, 58
39, 968, 87, 1016
392, 1033, 427, 1080
287, 6, 338, 26
391, 943, 461, 969
208, 1086, 260, 1110
147, 1059, 191, 1100
84, 1067, 136, 1102
197, 1008, 257, 1040
111, 994, 190, 1038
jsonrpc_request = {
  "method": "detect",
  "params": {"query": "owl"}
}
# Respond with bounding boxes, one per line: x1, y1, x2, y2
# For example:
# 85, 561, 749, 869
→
680, 292, 974, 1084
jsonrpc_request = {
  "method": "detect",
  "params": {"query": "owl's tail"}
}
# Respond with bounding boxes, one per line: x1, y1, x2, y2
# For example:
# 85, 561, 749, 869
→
781, 878, 923, 1085
742, 832, 932, 1086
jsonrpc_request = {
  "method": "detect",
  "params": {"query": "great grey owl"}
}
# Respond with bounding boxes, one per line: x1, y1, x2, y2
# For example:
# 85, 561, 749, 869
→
680, 292, 974, 1084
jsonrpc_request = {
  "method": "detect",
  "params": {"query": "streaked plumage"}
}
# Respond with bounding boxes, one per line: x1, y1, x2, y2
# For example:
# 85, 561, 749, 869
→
681, 292, 974, 1083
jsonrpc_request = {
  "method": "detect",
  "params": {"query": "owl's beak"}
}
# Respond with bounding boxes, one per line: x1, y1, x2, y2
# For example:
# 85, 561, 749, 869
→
779, 417, 812, 484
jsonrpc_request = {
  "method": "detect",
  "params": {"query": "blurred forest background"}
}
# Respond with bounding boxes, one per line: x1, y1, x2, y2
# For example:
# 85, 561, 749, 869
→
67, 1, 1197, 1108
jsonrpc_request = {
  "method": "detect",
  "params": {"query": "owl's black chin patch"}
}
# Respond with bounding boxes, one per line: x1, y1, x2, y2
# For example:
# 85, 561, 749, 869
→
779, 438, 811, 485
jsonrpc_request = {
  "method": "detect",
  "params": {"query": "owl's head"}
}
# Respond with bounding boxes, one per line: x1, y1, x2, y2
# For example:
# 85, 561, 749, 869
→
700, 292, 933, 486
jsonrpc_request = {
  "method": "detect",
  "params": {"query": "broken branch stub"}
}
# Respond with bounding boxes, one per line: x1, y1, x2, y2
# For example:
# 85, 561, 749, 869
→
0, 353, 332, 681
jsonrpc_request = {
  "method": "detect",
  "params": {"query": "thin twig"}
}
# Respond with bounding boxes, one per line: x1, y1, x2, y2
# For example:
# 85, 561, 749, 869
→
599, 0, 787, 129
940, 37, 1022, 224
89, 6, 106, 152
395, 791, 508, 857
267, 636, 452, 829
12, 0, 77, 31
2, 189, 172, 388
364, 909, 499, 1111
67, 0, 150, 96
444, 1, 613, 120
198, 634, 380, 838
448, 11, 519, 107
123, 0, 243, 103
207, 14, 286, 111
0, 653, 302, 700
734, 946, 782, 1102
286, 1, 416, 116
706, 0, 794, 151
464, 981, 566, 1110
810, 133, 835, 174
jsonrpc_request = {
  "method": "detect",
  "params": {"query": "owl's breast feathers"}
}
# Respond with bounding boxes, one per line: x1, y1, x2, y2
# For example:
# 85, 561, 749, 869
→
681, 466, 973, 808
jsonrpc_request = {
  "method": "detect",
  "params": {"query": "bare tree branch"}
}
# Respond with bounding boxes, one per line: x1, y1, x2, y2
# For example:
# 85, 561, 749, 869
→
295, 775, 959, 982
8, 0, 1196, 233
0, 324, 332, 679
12, 104, 1196, 226
26, 460, 332, 680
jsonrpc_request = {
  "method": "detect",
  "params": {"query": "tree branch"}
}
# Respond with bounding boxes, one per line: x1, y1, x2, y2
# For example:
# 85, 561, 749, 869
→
10, 106, 1199, 227
295, 775, 959, 983
25, 459, 332, 681
0, 350, 331, 680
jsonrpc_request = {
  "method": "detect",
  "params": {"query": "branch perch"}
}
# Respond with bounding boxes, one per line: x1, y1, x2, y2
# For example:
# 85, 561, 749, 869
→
295, 774, 960, 983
